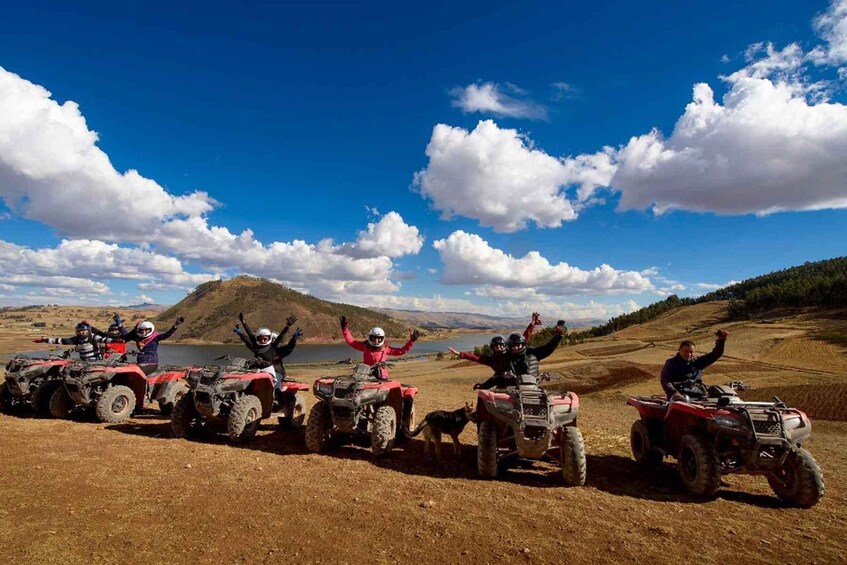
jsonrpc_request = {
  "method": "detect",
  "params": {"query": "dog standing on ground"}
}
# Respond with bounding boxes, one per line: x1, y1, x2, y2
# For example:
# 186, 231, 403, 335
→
405, 403, 477, 461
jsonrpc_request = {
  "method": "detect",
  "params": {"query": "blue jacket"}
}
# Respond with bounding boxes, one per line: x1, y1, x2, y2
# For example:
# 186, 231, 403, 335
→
119, 325, 177, 365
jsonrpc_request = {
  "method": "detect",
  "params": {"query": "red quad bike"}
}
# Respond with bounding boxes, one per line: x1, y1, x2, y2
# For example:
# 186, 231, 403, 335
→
0, 351, 73, 416
49, 355, 190, 423
306, 362, 417, 456
627, 380, 824, 507
171, 356, 308, 443
475, 372, 586, 485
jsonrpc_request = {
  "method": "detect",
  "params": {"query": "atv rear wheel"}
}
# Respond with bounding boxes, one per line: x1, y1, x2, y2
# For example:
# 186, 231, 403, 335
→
371, 405, 396, 456
158, 381, 189, 417
560, 426, 587, 486
395, 400, 415, 445
0, 382, 12, 414
767, 448, 824, 508
49, 386, 74, 419
227, 394, 263, 443
630, 420, 662, 466
678, 434, 721, 497
95, 385, 136, 423
171, 393, 204, 439
278, 392, 305, 430
477, 421, 498, 478
305, 402, 333, 452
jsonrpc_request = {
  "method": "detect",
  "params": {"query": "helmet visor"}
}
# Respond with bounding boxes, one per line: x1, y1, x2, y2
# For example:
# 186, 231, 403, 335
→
369, 335, 384, 346
256, 335, 271, 345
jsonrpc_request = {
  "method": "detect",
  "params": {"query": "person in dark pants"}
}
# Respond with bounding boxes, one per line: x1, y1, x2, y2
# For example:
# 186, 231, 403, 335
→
660, 330, 728, 398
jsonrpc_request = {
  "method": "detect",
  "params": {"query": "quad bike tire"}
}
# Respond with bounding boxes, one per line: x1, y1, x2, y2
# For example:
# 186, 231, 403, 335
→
227, 394, 263, 443
171, 393, 204, 439
278, 392, 306, 430
31, 381, 59, 417
678, 434, 721, 497
395, 400, 415, 445
49, 386, 75, 419
630, 420, 663, 466
560, 426, 587, 486
767, 448, 825, 508
0, 382, 12, 414
477, 420, 499, 479
305, 402, 333, 452
158, 381, 189, 417
371, 405, 396, 456
96, 385, 136, 423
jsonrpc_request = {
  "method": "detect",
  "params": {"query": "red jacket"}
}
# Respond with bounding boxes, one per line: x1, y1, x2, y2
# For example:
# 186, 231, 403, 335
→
342, 327, 414, 378
104, 341, 127, 356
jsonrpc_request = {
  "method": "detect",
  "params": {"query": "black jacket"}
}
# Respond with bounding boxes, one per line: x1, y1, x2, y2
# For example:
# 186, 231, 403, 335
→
660, 339, 726, 398
478, 332, 563, 389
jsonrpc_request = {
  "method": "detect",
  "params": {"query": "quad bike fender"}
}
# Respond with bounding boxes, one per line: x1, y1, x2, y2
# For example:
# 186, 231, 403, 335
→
152, 379, 184, 404
627, 396, 669, 420
400, 385, 418, 398
279, 381, 309, 393
147, 369, 188, 386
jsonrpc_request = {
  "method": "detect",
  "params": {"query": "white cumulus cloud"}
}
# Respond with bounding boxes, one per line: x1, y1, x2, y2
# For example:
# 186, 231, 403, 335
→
336, 212, 424, 258
414, 120, 614, 232
432, 231, 653, 295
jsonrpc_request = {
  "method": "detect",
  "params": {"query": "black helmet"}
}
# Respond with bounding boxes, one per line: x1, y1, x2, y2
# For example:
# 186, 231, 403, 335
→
489, 335, 506, 353
75, 322, 91, 337
507, 332, 526, 354
107, 323, 121, 338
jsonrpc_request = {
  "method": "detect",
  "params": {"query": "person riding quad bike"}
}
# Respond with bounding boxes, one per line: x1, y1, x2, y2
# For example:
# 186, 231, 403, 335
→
448, 311, 542, 373
474, 321, 566, 390
233, 313, 300, 385
32, 321, 107, 362
100, 323, 127, 357
660, 330, 728, 399
340, 316, 419, 379
115, 315, 184, 375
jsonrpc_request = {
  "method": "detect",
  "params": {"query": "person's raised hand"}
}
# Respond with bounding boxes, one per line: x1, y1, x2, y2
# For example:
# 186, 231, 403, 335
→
532, 311, 542, 325
286, 314, 298, 326
715, 329, 729, 340
410, 329, 421, 342
340, 316, 348, 329
448, 347, 459, 356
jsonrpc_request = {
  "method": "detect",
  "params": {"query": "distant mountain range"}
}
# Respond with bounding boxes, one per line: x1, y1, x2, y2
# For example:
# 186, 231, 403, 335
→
374, 308, 605, 331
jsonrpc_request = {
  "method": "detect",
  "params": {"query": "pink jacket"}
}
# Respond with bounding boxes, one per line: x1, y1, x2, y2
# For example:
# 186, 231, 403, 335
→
342, 327, 414, 378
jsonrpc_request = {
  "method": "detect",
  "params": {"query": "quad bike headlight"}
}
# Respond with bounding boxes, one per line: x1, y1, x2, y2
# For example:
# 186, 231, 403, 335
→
318, 383, 333, 395
494, 398, 514, 411
713, 415, 742, 428
782, 416, 803, 430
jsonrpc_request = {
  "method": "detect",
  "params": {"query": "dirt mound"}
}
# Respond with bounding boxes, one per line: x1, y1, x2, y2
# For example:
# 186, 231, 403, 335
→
741, 383, 847, 422
550, 361, 656, 395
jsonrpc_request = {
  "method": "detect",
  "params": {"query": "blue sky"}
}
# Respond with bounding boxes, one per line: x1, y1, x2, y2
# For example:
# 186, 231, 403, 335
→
1, 0, 846, 322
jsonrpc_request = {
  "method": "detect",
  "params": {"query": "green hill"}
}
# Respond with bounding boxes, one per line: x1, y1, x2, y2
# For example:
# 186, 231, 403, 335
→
153, 276, 409, 344
579, 256, 847, 339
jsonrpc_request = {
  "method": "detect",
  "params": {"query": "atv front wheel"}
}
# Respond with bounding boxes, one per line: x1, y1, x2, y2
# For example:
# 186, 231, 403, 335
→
278, 392, 305, 430
158, 381, 189, 417
305, 402, 333, 452
227, 394, 263, 443
477, 421, 498, 479
95, 385, 136, 423
630, 420, 662, 466
371, 405, 396, 456
49, 386, 74, 419
32, 381, 59, 417
678, 434, 721, 497
560, 426, 587, 486
767, 448, 825, 508
171, 394, 204, 439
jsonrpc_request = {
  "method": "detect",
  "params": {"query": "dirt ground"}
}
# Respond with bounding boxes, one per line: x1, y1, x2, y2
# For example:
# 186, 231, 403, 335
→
1, 305, 846, 564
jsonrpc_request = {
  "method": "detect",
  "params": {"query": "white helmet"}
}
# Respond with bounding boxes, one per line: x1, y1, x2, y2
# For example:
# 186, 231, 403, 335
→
270, 332, 279, 341
256, 327, 273, 345
367, 327, 385, 347
137, 321, 155, 337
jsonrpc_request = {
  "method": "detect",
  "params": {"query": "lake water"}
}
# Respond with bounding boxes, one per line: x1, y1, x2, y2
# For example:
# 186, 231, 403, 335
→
13, 333, 494, 367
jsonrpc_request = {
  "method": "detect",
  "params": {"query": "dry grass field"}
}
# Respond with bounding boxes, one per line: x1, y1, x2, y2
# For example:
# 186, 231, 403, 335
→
1, 303, 846, 564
